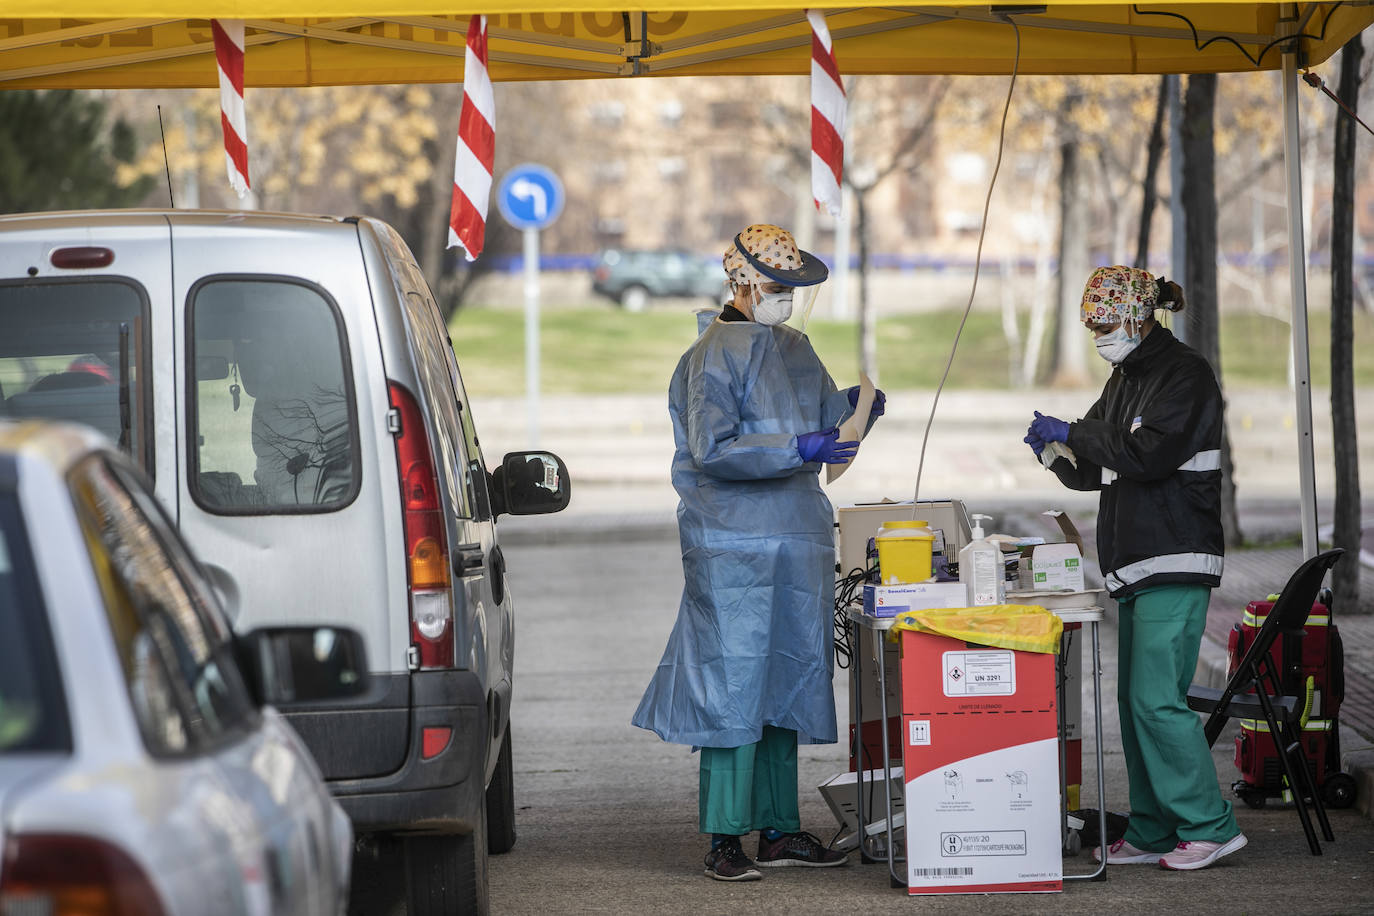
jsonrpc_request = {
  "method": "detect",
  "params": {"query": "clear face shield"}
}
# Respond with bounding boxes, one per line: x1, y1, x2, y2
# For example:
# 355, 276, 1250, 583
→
726, 228, 829, 333
787, 283, 823, 334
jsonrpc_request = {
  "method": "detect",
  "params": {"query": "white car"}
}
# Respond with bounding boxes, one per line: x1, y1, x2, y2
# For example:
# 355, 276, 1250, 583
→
0, 210, 573, 916
0, 419, 364, 916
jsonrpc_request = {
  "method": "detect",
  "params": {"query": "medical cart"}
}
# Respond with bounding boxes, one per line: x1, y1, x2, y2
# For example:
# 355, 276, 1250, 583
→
846, 599, 1109, 889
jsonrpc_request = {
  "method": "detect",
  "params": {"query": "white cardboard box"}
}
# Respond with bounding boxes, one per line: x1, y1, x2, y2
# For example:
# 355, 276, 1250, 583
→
1029, 543, 1085, 591
901, 630, 1062, 895
862, 581, 968, 617
1017, 509, 1086, 592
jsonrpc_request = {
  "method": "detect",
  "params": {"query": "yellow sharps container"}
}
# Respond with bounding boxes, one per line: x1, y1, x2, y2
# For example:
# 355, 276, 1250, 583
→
875, 520, 936, 584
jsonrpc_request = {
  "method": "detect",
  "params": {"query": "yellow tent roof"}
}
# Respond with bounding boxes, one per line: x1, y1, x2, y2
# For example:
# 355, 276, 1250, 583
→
3, 3, 1372, 88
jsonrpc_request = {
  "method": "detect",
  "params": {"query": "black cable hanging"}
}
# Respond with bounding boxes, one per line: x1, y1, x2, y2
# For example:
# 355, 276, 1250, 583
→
1131, 2, 1344, 69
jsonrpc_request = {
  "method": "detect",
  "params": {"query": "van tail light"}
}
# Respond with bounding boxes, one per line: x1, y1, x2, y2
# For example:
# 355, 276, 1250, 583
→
0, 833, 167, 916
388, 381, 454, 669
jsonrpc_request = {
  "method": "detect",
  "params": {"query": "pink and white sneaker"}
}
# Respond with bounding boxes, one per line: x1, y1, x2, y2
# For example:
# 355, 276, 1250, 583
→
1092, 837, 1164, 864
1159, 834, 1248, 870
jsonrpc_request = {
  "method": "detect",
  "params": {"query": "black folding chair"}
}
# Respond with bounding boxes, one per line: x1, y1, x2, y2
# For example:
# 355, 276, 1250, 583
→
1185, 548, 1344, 856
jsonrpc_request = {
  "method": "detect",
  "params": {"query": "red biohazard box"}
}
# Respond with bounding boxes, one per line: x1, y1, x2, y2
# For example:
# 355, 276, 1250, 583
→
900, 628, 1062, 895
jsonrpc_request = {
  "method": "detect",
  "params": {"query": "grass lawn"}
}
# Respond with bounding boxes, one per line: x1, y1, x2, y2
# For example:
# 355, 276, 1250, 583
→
448, 305, 1374, 395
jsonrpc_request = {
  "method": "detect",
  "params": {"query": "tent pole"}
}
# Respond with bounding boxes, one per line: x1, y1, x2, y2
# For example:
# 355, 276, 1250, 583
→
1281, 43, 1319, 559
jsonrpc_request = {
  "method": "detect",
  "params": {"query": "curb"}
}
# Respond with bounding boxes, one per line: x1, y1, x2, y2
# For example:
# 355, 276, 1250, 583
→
1193, 630, 1374, 821
495, 510, 678, 547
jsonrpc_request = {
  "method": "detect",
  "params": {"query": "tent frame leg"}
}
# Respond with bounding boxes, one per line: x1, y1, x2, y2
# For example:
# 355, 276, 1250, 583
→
1281, 13, 1319, 561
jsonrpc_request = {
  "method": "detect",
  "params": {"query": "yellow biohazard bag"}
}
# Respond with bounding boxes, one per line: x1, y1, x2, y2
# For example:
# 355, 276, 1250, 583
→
888, 605, 1063, 655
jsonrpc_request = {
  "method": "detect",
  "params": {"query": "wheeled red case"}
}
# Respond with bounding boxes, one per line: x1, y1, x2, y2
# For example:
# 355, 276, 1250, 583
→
1226, 598, 1356, 809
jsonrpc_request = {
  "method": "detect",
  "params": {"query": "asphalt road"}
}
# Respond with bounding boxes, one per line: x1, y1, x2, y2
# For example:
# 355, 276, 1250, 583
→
454, 529, 1374, 916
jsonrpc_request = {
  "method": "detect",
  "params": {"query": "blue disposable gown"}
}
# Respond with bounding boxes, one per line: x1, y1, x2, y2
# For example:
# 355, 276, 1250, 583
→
632, 318, 857, 749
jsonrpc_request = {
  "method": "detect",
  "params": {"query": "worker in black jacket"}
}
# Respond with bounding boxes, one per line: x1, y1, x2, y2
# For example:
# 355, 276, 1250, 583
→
1024, 265, 1245, 872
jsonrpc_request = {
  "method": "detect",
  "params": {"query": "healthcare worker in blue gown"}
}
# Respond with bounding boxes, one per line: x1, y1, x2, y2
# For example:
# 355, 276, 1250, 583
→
632, 224, 886, 882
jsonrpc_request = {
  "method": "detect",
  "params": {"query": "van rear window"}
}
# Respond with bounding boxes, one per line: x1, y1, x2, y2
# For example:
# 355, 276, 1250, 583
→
188, 277, 359, 514
0, 280, 150, 467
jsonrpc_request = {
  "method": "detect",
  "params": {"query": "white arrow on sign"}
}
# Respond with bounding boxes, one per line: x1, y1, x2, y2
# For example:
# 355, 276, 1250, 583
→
510, 177, 548, 219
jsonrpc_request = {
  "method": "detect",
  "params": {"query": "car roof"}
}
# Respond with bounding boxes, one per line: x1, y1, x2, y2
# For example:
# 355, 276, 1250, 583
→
0, 208, 352, 232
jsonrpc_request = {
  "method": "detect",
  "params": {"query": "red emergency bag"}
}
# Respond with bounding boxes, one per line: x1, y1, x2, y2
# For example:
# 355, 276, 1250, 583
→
1226, 597, 1355, 809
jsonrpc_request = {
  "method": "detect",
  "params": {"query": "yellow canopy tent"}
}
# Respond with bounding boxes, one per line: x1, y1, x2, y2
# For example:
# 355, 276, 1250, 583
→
2, 2, 1365, 556
2, 3, 1371, 88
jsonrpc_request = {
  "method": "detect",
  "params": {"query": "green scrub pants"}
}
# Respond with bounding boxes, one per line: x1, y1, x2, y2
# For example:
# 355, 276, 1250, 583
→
699, 726, 801, 836
1117, 584, 1239, 851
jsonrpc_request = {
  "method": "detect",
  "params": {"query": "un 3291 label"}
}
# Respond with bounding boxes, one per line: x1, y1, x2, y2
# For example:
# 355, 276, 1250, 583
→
942, 649, 1016, 697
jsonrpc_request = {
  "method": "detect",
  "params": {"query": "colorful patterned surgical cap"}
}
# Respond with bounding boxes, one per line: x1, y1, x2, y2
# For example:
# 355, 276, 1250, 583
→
723, 224, 803, 287
1080, 265, 1159, 325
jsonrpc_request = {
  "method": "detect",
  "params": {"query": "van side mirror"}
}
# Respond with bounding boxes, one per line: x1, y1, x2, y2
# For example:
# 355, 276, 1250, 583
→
491, 450, 570, 516
235, 625, 369, 706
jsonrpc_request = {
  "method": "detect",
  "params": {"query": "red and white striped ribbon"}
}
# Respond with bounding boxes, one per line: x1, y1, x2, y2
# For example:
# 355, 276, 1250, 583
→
449, 15, 495, 261
807, 9, 845, 218
211, 19, 250, 197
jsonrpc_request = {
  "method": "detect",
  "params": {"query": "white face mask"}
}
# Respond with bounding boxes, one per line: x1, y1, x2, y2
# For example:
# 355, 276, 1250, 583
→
1094, 325, 1141, 364
752, 288, 794, 326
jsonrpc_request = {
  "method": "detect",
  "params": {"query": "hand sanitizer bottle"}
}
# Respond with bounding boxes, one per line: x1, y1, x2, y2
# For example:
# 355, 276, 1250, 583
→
960, 513, 1006, 607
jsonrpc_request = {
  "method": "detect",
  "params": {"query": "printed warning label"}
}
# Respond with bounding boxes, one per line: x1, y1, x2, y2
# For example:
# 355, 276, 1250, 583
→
909, 719, 931, 746
940, 830, 1028, 857
942, 650, 1016, 697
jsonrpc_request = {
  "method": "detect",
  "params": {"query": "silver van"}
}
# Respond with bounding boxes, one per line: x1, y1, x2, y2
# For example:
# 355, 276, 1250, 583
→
0, 210, 571, 915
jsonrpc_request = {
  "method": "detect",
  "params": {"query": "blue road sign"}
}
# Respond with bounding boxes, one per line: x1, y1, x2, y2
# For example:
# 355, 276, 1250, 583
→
497, 164, 564, 231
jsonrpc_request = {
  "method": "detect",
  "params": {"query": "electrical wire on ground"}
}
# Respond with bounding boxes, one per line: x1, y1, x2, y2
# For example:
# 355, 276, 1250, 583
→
910, 15, 1021, 508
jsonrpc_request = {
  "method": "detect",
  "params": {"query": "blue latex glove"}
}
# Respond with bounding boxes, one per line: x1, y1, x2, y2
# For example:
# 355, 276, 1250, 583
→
797, 427, 860, 464
847, 386, 887, 417
1023, 431, 1046, 456
1030, 411, 1070, 444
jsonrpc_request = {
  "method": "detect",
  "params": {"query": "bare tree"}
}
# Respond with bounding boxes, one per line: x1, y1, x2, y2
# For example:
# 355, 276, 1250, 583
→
1135, 75, 1168, 268
757, 75, 950, 379
1181, 74, 1242, 547
1048, 90, 1090, 386
1330, 35, 1365, 612
846, 77, 952, 378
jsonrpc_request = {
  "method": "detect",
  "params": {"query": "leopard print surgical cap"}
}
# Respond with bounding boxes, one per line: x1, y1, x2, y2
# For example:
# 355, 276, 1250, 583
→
722, 224, 804, 287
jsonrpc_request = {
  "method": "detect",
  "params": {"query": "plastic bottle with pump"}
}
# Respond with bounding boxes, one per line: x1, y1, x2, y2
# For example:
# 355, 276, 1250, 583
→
959, 514, 1006, 607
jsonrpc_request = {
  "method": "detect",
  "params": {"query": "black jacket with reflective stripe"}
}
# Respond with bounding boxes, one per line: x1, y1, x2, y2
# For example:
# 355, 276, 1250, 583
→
1050, 325, 1225, 598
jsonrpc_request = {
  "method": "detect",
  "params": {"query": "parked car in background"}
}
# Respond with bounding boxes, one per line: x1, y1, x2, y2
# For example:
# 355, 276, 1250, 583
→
0, 419, 365, 916
0, 209, 572, 916
591, 248, 728, 312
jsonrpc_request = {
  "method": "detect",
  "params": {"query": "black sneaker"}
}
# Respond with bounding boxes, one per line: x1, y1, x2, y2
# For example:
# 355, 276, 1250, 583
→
756, 831, 849, 867
704, 837, 763, 882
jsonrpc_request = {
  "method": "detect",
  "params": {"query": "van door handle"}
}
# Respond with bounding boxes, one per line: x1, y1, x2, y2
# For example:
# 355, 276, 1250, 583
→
453, 543, 485, 576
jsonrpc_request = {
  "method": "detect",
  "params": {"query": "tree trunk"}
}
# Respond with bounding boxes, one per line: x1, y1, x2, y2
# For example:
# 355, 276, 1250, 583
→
1181, 74, 1243, 546
856, 188, 877, 382
418, 130, 456, 297
1051, 93, 1089, 386
1019, 138, 1056, 387
1331, 35, 1365, 612
1135, 75, 1168, 269
999, 254, 1023, 385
